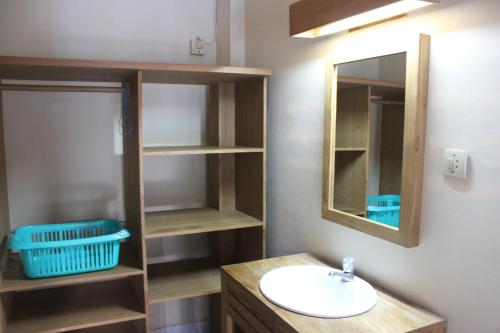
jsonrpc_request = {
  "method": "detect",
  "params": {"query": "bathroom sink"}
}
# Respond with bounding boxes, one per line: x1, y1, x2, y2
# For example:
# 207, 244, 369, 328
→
259, 265, 377, 318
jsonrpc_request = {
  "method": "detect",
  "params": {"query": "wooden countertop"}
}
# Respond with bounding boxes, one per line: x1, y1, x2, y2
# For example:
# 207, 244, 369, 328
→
222, 253, 446, 333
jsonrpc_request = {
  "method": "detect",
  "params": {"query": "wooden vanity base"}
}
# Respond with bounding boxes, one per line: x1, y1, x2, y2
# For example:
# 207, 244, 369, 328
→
221, 253, 445, 333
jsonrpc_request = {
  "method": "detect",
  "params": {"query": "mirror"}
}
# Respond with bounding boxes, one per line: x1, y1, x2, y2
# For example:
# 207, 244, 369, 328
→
334, 53, 406, 227
322, 34, 430, 247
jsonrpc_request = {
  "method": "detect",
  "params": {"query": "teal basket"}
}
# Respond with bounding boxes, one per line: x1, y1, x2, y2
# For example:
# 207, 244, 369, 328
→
7, 219, 130, 279
367, 195, 401, 228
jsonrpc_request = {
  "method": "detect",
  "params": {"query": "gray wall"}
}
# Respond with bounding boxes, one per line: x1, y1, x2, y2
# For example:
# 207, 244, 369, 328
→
245, 0, 500, 332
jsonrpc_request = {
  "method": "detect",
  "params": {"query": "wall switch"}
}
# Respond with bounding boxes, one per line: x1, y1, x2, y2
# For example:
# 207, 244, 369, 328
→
190, 38, 204, 55
442, 149, 468, 179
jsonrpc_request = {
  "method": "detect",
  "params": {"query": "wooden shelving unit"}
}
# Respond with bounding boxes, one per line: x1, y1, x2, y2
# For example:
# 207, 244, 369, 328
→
334, 76, 405, 217
0, 55, 270, 333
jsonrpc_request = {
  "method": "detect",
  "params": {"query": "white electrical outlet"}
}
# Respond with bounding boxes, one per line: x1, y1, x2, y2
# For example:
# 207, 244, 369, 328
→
442, 149, 468, 179
190, 38, 204, 55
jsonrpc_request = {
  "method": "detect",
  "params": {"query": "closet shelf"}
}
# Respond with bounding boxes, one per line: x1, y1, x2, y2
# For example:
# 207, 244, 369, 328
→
335, 147, 367, 152
0, 244, 143, 293
71, 321, 143, 333
338, 76, 405, 89
5, 279, 145, 333
338, 76, 405, 99
145, 207, 264, 239
0, 55, 271, 84
334, 204, 366, 217
7, 304, 144, 333
143, 145, 264, 156
148, 258, 221, 304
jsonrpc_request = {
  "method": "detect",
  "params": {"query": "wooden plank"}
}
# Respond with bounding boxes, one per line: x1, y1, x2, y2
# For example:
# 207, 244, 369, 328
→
333, 151, 368, 215
290, 0, 400, 37
0, 91, 10, 333
235, 79, 265, 148
6, 279, 145, 333
143, 145, 263, 156
123, 71, 146, 268
0, 91, 10, 276
0, 56, 271, 84
148, 258, 221, 304
122, 71, 149, 332
338, 76, 405, 89
0, 244, 142, 293
72, 320, 146, 333
398, 34, 431, 247
145, 207, 263, 239
235, 154, 264, 222
335, 148, 367, 152
289, 0, 438, 37
207, 83, 237, 212
379, 104, 405, 195
222, 254, 446, 333
335, 87, 370, 149
237, 227, 265, 262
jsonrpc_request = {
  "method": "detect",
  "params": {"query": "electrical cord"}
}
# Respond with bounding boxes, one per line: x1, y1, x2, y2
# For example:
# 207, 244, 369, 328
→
196, 0, 217, 46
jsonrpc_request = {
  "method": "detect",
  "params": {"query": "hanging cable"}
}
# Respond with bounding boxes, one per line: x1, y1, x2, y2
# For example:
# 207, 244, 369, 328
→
196, 0, 218, 46
120, 86, 134, 136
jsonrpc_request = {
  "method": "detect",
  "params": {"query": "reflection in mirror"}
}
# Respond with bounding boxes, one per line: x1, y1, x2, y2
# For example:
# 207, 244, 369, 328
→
333, 53, 406, 229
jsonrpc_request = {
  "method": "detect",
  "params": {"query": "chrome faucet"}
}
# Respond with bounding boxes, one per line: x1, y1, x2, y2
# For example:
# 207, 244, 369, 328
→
329, 257, 355, 282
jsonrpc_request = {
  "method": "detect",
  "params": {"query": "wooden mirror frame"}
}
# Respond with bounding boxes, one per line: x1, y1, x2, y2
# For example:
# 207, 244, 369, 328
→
322, 34, 430, 247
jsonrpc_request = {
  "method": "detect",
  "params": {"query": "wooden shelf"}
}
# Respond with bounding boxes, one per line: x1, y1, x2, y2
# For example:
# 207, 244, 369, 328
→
5, 279, 145, 333
338, 76, 405, 99
334, 204, 366, 217
338, 76, 405, 89
0, 244, 143, 293
335, 147, 367, 152
143, 145, 264, 156
7, 305, 144, 333
145, 207, 263, 239
148, 258, 221, 304
72, 321, 143, 333
0, 56, 271, 84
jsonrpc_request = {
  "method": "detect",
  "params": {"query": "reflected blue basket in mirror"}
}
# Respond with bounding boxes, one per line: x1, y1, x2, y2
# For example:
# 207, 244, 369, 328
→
7, 219, 130, 279
367, 195, 401, 228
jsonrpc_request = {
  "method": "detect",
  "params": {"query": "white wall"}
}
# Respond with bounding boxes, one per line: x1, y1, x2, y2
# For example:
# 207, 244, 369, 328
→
0, 0, 239, 331
245, 0, 500, 332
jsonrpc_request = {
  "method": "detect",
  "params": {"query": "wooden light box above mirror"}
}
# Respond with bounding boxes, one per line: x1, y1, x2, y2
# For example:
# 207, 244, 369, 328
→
322, 34, 430, 247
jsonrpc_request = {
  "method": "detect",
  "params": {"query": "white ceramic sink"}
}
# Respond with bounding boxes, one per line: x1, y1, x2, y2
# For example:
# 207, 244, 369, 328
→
259, 265, 377, 318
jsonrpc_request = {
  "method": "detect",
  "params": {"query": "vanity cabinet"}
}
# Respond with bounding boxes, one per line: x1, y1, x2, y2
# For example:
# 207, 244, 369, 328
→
221, 254, 445, 333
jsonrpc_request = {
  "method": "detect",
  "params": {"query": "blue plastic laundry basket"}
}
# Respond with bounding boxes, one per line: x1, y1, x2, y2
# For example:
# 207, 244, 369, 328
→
7, 219, 130, 279
367, 195, 401, 228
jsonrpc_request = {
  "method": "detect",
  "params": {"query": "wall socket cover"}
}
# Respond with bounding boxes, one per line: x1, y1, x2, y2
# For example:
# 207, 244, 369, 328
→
442, 149, 468, 179
190, 38, 204, 55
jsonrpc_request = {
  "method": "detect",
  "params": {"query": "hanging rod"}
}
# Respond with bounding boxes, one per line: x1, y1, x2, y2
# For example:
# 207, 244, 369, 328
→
370, 97, 405, 106
0, 84, 124, 93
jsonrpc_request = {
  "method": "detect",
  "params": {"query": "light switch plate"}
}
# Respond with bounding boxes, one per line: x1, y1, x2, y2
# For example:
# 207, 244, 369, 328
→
442, 149, 468, 179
